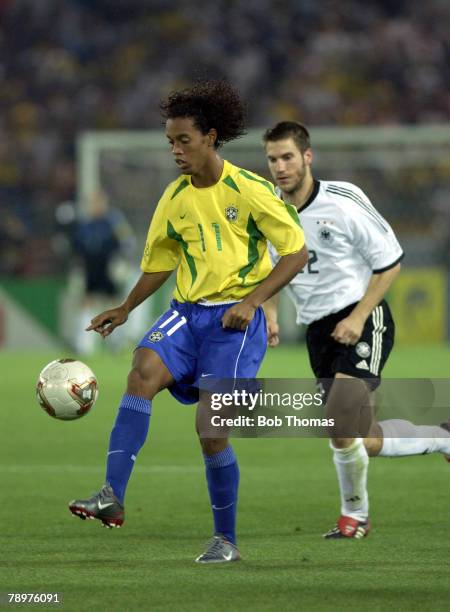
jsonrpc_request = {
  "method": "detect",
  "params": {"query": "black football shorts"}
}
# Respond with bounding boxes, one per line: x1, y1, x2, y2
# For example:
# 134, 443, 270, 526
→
306, 300, 395, 396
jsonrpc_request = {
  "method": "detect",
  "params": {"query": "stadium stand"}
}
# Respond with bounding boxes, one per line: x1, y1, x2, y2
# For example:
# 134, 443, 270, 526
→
0, 0, 449, 275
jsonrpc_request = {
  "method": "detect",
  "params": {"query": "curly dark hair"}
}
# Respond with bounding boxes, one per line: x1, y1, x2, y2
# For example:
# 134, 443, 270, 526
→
160, 79, 247, 148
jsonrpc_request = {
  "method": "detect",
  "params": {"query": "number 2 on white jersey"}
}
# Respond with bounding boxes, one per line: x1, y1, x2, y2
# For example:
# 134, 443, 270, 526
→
300, 249, 319, 274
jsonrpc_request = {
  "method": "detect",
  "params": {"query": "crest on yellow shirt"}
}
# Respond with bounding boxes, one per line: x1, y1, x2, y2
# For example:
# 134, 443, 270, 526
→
225, 206, 238, 222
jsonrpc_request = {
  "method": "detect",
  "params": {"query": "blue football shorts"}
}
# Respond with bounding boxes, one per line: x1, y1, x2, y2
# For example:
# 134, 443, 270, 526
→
136, 299, 267, 404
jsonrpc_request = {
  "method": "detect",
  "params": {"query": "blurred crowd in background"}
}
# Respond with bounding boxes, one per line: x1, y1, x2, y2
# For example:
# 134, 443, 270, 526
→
1, 0, 449, 277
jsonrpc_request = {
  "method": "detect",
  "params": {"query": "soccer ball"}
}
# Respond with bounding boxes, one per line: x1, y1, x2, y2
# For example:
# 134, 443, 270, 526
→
36, 359, 98, 420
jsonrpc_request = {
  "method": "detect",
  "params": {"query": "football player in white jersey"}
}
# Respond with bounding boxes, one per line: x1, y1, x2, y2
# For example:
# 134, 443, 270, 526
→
263, 121, 450, 539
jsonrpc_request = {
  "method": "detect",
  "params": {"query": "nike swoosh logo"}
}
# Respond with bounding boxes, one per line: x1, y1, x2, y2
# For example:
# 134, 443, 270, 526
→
180, 214, 186, 219
201, 373, 213, 377
98, 501, 115, 510
212, 502, 234, 510
223, 552, 233, 561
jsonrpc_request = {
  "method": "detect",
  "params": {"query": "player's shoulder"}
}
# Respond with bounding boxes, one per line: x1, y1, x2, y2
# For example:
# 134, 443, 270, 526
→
321, 179, 391, 232
321, 180, 370, 205
160, 174, 191, 204
226, 160, 277, 198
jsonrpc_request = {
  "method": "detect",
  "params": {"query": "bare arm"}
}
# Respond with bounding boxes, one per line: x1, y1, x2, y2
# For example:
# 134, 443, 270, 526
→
222, 245, 308, 330
87, 270, 173, 337
331, 263, 401, 345
262, 293, 279, 323
262, 293, 280, 347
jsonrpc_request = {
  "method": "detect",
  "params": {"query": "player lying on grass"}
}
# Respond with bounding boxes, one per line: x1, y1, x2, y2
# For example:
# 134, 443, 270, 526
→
68, 82, 308, 563
263, 121, 450, 539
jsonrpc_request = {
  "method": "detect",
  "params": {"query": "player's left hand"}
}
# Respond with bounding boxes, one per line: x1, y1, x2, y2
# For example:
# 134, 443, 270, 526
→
222, 301, 256, 331
331, 314, 365, 345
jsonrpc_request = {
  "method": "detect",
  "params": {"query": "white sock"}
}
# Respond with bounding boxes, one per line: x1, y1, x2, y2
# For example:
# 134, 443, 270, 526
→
331, 438, 369, 521
379, 419, 450, 457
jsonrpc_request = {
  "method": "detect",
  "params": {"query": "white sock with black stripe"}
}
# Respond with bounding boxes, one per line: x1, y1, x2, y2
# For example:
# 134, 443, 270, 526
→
379, 419, 450, 456
331, 438, 369, 521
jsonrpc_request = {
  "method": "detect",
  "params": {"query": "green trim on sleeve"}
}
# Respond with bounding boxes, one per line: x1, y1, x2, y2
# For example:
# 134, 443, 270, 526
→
284, 203, 301, 227
238, 169, 276, 195
167, 221, 197, 287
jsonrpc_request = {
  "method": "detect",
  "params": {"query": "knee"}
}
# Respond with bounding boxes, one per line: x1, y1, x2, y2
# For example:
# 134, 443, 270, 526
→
126, 349, 174, 400
330, 437, 354, 449
364, 424, 383, 456
127, 363, 159, 400
199, 437, 229, 456
364, 438, 381, 456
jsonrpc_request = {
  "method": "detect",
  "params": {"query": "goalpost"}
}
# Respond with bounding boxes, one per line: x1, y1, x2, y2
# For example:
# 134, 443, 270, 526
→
76, 125, 450, 343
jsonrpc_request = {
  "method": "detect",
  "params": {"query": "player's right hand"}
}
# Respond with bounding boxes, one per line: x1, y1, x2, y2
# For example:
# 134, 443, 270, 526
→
267, 319, 280, 347
86, 306, 129, 337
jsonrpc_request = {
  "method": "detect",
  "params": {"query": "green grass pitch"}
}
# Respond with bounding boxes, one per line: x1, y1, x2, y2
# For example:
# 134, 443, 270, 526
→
1, 344, 449, 611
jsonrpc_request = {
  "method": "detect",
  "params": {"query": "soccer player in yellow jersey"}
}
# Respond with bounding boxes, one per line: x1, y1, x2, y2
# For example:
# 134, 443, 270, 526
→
69, 80, 307, 563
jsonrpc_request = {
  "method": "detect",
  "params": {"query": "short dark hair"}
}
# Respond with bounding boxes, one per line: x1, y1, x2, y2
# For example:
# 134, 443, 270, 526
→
160, 79, 247, 149
263, 121, 311, 153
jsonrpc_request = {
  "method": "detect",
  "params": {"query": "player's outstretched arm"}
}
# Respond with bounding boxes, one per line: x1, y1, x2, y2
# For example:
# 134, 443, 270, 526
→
87, 270, 173, 337
222, 246, 308, 331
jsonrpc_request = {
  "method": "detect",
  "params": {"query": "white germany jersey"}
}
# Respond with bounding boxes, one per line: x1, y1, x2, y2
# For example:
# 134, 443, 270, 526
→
269, 180, 404, 325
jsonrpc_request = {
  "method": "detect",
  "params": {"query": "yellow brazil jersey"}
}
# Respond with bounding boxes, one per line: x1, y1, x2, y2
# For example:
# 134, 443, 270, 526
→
141, 159, 304, 303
